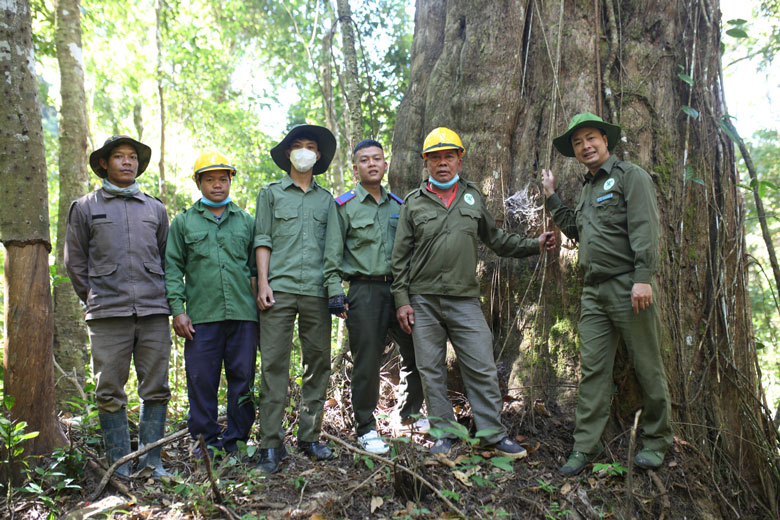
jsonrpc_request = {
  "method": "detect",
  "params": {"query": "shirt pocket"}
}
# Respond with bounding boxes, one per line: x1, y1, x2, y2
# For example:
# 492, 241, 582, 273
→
594, 193, 622, 224
457, 207, 481, 236
273, 206, 299, 236
312, 209, 328, 240
87, 263, 119, 305
143, 261, 165, 277
350, 215, 376, 246
226, 233, 251, 261
185, 232, 210, 258
411, 210, 438, 239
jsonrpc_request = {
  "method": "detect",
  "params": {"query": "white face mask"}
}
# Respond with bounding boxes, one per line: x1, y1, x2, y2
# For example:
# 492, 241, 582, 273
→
289, 148, 318, 173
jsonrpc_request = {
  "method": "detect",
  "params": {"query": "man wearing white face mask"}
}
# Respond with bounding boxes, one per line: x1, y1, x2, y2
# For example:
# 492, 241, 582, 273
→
253, 124, 339, 473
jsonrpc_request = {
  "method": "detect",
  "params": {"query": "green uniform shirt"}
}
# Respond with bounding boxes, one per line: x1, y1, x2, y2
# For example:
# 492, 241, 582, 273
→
391, 177, 539, 307
323, 183, 401, 298
545, 155, 659, 286
253, 175, 337, 298
165, 200, 258, 324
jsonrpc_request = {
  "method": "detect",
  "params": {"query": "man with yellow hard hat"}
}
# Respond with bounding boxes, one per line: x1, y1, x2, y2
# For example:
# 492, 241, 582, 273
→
165, 151, 258, 458
391, 127, 556, 458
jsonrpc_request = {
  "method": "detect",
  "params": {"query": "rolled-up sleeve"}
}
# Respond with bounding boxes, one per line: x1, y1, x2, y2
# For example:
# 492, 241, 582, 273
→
253, 187, 274, 250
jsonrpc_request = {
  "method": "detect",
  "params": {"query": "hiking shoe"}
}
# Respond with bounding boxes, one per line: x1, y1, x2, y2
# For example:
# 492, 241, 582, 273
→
490, 437, 527, 460
299, 441, 334, 461
358, 430, 389, 455
634, 449, 664, 469
430, 437, 457, 455
404, 417, 431, 433
560, 451, 594, 477
257, 447, 287, 474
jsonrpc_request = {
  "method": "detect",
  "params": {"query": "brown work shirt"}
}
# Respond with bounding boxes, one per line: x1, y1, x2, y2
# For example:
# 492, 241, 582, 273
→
65, 188, 170, 320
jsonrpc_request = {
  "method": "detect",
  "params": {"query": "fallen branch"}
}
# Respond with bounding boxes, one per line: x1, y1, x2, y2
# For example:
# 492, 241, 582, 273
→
648, 469, 671, 514
626, 409, 642, 504
91, 427, 189, 500
198, 435, 224, 504
321, 431, 466, 518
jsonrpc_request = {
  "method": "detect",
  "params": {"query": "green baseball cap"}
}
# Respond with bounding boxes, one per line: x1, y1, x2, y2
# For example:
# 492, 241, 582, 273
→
553, 112, 621, 157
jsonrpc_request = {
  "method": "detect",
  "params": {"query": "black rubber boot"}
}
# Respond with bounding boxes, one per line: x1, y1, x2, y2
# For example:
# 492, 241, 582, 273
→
98, 409, 132, 477
138, 403, 171, 477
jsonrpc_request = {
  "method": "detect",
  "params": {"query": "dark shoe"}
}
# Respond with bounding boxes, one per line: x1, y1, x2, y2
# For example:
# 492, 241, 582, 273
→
634, 448, 664, 469
490, 437, 527, 460
138, 403, 171, 477
430, 437, 457, 455
299, 441, 334, 461
98, 409, 132, 477
257, 447, 287, 474
560, 451, 594, 477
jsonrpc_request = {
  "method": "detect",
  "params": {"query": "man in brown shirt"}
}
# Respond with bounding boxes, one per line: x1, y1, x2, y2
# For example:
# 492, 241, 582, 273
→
65, 135, 172, 477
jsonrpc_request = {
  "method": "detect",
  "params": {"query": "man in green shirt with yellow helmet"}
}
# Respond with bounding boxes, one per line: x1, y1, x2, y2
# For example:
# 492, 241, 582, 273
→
392, 127, 555, 458
165, 151, 258, 459
541, 112, 673, 476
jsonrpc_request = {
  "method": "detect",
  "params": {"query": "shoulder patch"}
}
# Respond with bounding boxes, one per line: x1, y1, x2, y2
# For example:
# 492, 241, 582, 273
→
335, 190, 357, 206
388, 191, 404, 204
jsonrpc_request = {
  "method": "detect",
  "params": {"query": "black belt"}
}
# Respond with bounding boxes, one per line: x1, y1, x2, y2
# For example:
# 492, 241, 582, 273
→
348, 274, 393, 283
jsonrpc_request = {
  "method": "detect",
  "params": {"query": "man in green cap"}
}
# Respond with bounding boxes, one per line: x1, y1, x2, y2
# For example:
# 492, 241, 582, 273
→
324, 139, 426, 455
541, 112, 673, 476
65, 135, 171, 477
254, 124, 339, 473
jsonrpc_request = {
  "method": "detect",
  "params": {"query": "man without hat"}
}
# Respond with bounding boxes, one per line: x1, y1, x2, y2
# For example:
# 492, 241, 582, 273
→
323, 139, 427, 455
165, 151, 258, 459
65, 135, 172, 477
391, 127, 556, 458
254, 125, 339, 473
541, 112, 673, 476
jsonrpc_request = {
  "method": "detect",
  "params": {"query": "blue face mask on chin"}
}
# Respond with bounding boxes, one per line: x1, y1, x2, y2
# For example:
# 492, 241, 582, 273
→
201, 196, 232, 207
428, 174, 459, 189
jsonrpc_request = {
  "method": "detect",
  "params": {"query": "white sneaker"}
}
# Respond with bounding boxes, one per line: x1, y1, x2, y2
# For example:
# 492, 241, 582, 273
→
401, 416, 430, 433
358, 430, 389, 454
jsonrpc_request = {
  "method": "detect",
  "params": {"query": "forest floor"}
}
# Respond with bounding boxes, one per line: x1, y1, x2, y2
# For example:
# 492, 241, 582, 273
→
5, 364, 753, 520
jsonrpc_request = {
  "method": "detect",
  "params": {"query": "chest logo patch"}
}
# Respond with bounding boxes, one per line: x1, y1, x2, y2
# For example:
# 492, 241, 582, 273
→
603, 178, 615, 190
464, 193, 475, 205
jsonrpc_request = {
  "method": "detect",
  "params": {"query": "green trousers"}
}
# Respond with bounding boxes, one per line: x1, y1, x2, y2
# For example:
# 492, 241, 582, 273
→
258, 292, 331, 448
573, 272, 673, 454
346, 280, 424, 436
410, 294, 506, 445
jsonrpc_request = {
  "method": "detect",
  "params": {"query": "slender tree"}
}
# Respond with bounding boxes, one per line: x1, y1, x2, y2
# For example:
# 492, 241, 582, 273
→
0, 0, 66, 454
391, 0, 779, 514
53, 0, 90, 412
335, 0, 363, 151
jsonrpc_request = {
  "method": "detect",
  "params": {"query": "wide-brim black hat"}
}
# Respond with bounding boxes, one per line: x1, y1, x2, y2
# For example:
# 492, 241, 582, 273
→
552, 112, 621, 158
270, 124, 336, 175
89, 135, 152, 178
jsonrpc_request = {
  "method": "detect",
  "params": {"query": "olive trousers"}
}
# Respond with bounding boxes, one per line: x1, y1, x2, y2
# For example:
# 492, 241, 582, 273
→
573, 272, 673, 454
258, 292, 331, 448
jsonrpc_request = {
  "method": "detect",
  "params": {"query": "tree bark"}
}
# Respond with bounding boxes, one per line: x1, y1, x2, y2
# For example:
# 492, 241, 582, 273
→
156, 0, 168, 205
335, 0, 363, 151
0, 0, 66, 454
391, 0, 778, 514
54, 0, 89, 413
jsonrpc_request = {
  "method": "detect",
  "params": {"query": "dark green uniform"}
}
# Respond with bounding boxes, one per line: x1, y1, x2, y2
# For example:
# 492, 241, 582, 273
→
391, 178, 539, 444
323, 183, 424, 437
254, 175, 337, 448
546, 155, 672, 454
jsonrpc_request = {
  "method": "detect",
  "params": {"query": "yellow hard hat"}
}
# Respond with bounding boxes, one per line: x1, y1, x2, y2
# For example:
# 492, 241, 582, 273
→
192, 151, 236, 181
421, 127, 465, 158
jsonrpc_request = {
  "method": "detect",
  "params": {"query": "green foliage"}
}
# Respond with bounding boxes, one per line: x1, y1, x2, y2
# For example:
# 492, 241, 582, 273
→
545, 501, 573, 519
0, 397, 40, 511
592, 461, 627, 477
536, 478, 557, 494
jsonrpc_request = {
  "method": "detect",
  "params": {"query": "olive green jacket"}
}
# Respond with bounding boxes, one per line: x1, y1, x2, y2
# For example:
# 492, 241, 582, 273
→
253, 175, 337, 298
323, 183, 401, 298
391, 177, 539, 307
545, 155, 659, 286
165, 201, 257, 324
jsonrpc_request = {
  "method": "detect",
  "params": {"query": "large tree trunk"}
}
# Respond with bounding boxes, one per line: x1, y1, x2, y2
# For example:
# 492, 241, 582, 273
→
0, 0, 66, 454
391, 0, 778, 514
54, 0, 89, 413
